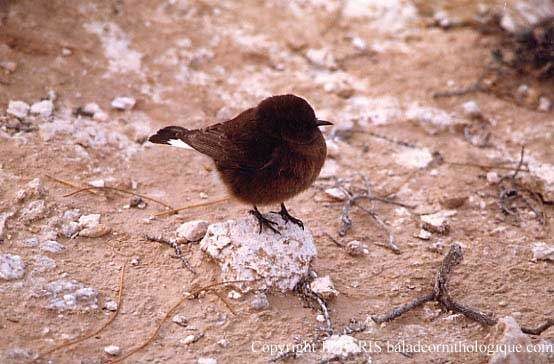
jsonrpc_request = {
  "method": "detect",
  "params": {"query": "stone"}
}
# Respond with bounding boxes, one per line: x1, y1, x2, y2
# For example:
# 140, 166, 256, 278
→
0, 61, 17, 72
345, 240, 369, 256
63, 209, 81, 222
462, 100, 481, 118
227, 290, 242, 300
531, 242, 554, 262
305, 48, 337, 69
104, 300, 118, 311
181, 333, 203, 345
33, 255, 56, 272
172, 314, 188, 327
324, 187, 347, 201
250, 293, 269, 310
22, 237, 39, 247
7, 100, 30, 118
416, 229, 432, 240
538, 96, 551, 112
322, 335, 362, 359
21, 200, 48, 223
16, 178, 47, 201
111, 96, 136, 110
40, 240, 65, 253
310, 276, 338, 300
488, 316, 547, 364
30, 100, 54, 118
0, 254, 25, 280
79, 225, 111, 238
104, 345, 121, 356
83, 102, 101, 115
0, 212, 11, 241
37, 279, 99, 311
199, 215, 317, 292
60, 221, 80, 238
176, 220, 209, 242
78, 214, 101, 229
420, 210, 457, 235
217, 338, 230, 348
487, 171, 500, 184
395, 148, 433, 169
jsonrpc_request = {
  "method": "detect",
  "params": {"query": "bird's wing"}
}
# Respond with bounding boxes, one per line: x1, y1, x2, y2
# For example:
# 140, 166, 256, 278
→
183, 109, 280, 173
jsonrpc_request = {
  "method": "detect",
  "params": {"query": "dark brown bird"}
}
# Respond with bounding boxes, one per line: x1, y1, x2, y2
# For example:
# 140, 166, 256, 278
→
149, 94, 332, 233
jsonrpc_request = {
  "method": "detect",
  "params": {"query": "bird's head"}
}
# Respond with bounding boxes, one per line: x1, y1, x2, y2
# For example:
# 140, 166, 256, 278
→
256, 94, 332, 142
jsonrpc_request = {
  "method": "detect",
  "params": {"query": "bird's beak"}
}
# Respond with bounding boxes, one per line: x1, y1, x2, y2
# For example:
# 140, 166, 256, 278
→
316, 119, 333, 126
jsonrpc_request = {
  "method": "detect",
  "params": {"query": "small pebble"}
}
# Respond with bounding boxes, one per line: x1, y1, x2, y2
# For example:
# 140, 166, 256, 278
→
61, 47, 72, 56
415, 229, 432, 240
88, 179, 105, 188
30, 100, 54, 118
324, 187, 347, 201
462, 100, 481, 118
7, 100, 30, 119
316, 314, 326, 322
40, 240, 65, 254
310, 276, 338, 300
0, 61, 17, 72
0, 254, 26, 280
22, 237, 39, 247
345, 240, 369, 256
172, 314, 188, 327
104, 300, 118, 311
538, 96, 551, 112
176, 220, 209, 242
79, 225, 111, 238
227, 290, 242, 300
104, 345, 121, 356
111, 96, 136, 111
130, 256, 140, 266
250, 293, 269, 310
217, 338, 230, 348
181, 333, 203, 345
486, 171, 500, 184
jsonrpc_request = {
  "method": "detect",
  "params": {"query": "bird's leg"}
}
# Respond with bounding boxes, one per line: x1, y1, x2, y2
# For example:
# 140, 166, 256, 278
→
273, 203, 304, 230
249, 206, 280, 234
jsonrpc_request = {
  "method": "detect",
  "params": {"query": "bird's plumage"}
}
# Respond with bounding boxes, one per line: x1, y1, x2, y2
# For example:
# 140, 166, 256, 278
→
149, 94, 328, 205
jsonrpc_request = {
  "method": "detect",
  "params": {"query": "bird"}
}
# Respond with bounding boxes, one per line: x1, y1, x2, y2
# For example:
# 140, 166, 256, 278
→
148, 94, 332, 234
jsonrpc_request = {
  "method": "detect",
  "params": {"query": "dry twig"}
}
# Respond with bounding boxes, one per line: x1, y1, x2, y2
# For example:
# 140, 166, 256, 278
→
145, 234, 196, 274
371, 244, 553, 335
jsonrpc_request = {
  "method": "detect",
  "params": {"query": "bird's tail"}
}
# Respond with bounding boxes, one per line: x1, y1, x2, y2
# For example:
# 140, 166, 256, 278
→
148, 126, 193, 150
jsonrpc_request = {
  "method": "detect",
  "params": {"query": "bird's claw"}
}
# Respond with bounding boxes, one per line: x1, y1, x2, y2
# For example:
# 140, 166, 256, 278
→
272, 204, 304, 230
249, 209, 281, 234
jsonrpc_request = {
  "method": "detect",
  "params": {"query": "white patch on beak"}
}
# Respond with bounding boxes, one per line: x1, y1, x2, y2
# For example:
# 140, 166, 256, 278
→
168, 139, 193, 149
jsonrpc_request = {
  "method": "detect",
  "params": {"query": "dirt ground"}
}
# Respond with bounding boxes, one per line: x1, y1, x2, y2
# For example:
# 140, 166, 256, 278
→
1, 0, 553, 363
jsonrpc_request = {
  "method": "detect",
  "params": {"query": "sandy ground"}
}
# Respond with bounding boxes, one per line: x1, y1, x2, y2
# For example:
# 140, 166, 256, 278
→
1, 0, 553, 363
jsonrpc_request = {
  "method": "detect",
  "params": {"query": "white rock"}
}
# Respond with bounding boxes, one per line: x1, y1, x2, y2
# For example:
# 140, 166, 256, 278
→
60, 221, 80, 238
7, 100, 30, 118
324, 187, 347, 201
104, 300, 118, 311
83, 102, 102, 115
131, 256, 140, 266
538, 96, 551, 112
199, 215, 317, 292
93, 111, 109, 122
172, 314, 188, 327
22, 237, 39, 247
30, 100, 54, 118
0, 213, 10, 241
351, 36, 366, 51
40, 240, 65, 253
462, 100, 481, 118
79, 225, 111, 238
225, 290, 240, 300
531, 242, 554, 262
0, 61, 17, 72
325, 139, 341, 158
420, 210, 456, 235
21, 200, 48, 223
310, 276, 338, 299
250, 293, 269, 310
78, 214, 101, 229
61, 47, 72, 56
322, 335, 362, 359
176, 220, 209, 242
62, 209, 81, 222
415, 229, 432, 240
104, 345, 121, 356
486, 171, 500, 184
16, 178, 47, 201
0, 254, 26, 280
405, 103, 455, 134
88, 179, 105, 188
39, 279, 98, 311
111, 96, 136, 110
197, 357, 217, 364
217, 338, 229, 348
488, 316, 547, 364
316, 314, 326, 322
181, 334, 203, 345
33, 255, 56, 272
395, 148, 433, 169
306, 48, 337, 69
345, 240, 369, 256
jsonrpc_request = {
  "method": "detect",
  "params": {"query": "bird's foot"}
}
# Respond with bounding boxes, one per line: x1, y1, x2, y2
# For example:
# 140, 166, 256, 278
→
249, 207, 281, 234
272, 203, 304, 230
